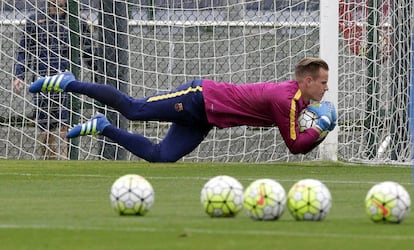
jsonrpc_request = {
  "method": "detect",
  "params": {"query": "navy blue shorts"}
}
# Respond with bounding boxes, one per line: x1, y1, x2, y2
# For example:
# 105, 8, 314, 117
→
101, 79, 213, 162
128, 79, 210, 128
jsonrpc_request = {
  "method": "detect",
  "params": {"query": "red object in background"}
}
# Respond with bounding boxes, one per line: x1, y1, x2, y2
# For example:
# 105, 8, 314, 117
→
339, 0, 390, 59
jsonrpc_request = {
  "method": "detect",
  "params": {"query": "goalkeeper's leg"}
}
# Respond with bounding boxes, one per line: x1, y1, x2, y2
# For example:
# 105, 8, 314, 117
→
64, 79, 206, 125
101, 123, 211, 162
29, 72, 143, 117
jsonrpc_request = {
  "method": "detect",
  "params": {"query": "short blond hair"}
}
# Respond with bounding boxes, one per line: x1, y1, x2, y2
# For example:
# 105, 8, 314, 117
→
294, 57, 329, 80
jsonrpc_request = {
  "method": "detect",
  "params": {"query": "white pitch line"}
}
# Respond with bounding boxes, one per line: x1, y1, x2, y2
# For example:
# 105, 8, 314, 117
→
184, 227, 414, 240
0, 223, 167, 233
0, 172, 109, 178
0, 223, 413, 241
0, 172, 412, 185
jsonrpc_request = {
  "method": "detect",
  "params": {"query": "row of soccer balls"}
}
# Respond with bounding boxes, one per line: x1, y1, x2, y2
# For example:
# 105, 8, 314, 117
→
110, 174, 411, 223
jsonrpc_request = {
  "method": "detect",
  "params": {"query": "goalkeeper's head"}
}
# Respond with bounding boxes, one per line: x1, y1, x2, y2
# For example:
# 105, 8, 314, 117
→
295, 57, 330, 102
295, 57, 329, 80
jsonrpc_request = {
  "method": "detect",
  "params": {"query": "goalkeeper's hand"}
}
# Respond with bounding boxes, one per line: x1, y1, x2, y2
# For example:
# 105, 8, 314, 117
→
307, 101, 336, 132
324, 101, 337, 131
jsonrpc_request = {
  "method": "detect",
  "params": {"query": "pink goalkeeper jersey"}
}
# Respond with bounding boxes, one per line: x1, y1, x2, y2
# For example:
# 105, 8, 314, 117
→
201, 79, 321, 154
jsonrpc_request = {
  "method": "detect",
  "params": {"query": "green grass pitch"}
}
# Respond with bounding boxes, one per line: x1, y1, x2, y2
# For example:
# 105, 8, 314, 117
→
0, 160, 413, 250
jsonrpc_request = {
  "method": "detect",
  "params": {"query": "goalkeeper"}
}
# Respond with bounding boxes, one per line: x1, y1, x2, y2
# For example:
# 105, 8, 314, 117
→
29, 57, 336, 162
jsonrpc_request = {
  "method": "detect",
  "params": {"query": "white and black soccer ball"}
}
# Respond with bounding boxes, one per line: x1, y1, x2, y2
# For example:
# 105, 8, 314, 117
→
287, 178, 332, 221
298, 108, 328, 140
110, 174, 155, 216
365, 181, 411, 223
243, 178, 286, 220
298, 108, 318, 132
200, 175, 244, 217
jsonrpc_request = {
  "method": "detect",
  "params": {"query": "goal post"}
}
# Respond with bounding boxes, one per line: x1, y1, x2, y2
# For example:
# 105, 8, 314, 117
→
319, 0, 339, 161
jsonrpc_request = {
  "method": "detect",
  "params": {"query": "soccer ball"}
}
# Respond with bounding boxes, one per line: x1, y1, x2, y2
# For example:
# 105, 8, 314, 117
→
298, 109, 318, 132
243, 178, 286, 220
365, 181, 411, 223
287, 179, 332, 221
298, 108, 328, 140
200, 175, 244, 217
110, 174, 155, 216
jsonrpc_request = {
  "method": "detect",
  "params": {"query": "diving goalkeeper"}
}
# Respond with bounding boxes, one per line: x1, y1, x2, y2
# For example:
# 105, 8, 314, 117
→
29, 57, 337, 162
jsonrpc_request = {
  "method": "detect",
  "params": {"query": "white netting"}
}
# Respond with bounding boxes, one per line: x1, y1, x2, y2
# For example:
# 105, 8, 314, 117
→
0, 0, 412, 163
338, 0, 412, 163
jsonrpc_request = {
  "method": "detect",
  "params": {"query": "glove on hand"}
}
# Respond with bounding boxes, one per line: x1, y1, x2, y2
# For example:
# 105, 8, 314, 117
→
307, 101, 336, 131
322, 101, 337, 131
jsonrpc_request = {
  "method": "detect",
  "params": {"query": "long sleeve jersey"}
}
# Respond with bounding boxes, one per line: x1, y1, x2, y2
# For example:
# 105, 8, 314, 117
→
201, 79, 321, 154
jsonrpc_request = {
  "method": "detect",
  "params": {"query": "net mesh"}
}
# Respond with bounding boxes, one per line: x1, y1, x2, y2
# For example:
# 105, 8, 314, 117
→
0, 0, 412, 163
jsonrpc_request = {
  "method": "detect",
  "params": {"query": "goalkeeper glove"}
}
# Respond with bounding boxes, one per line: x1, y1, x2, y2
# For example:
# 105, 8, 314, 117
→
319, 101, 337, 131
307, 101, 335, 132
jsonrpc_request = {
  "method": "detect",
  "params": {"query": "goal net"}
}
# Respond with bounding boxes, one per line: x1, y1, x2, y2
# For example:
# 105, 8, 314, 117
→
338, 0, 413, 163
0, 0, 412, 163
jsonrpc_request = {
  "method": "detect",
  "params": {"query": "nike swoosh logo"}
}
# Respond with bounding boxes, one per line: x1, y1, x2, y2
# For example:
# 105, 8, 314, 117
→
372, 199, 389, 216
257, 184, 265, 206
